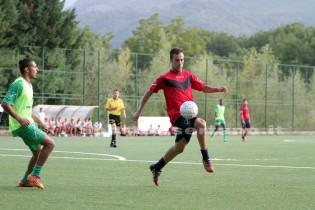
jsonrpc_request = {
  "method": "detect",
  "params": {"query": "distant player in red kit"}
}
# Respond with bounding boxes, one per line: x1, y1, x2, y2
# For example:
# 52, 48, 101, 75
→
132, 47, 228, 186
240, 99, 251, 142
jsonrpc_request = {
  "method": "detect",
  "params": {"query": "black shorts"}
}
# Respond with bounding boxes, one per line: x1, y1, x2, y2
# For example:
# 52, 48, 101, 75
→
173, 116, 197, 144
109, 114, 122, 126
242, 119, 251, 129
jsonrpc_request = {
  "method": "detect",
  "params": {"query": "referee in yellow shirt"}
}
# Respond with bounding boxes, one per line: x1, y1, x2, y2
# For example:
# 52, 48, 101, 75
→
105, 89, 126, 147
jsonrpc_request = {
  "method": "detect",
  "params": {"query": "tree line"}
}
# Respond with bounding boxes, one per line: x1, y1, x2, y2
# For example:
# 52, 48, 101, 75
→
1, 1, 315, 67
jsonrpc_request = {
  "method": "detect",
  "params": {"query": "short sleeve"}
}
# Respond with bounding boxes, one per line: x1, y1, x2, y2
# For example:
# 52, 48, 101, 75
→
105, 99, 110, 109
190, 73, 205, 91
120, 99, 125, 109
2, 80, 23, 106
149, 76, 165, 93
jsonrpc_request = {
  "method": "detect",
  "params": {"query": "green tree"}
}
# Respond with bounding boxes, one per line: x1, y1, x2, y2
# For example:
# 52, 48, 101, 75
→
75, 27, 113, 106
241, 31, 270, 52
239, 23, 315, 81
165, 16, 185, 47
149, 30, 171, 75
17, 0, 81, 49
123, 13, 164, 54
124, 14, 207, 60
271, 24, 314, 64
145, 32, 172, 116
0, 0, 19, 47
117, 48, 136, 124
269, 24, 315, 81
1, 0, 82, 49
0, 0, 87, 105
180, 27, 206, 57
205, 32, 240, 58
117, 47, 134, 95
165, 17, 207, 57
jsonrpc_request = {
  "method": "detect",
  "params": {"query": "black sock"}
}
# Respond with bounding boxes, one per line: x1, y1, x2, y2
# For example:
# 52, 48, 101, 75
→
154, 157, 166, 171
201, 149, 210, 161
111, 134, 116, 144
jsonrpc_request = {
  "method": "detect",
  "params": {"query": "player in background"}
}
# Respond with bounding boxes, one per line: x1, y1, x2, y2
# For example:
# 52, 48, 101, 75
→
240, 99, 251, 142
132, 47, 228, 186
105, 89, 126, 147
210, 99, 227, 142
1, 58, 55, 189
37, 107, 45, 126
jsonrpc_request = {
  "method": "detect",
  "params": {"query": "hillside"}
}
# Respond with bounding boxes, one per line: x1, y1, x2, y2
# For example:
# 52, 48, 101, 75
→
68, 0, 315, 48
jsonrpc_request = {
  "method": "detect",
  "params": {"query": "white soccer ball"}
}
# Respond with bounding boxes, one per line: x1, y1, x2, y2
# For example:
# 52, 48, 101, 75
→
180, 101, 198, 119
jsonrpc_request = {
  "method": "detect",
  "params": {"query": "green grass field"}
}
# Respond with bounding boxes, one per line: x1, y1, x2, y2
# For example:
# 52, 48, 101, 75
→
0, 135, 314, 210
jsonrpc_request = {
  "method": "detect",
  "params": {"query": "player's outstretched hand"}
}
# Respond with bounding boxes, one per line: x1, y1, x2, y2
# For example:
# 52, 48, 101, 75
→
221, 86, 228, 93
132, 112, 140, 121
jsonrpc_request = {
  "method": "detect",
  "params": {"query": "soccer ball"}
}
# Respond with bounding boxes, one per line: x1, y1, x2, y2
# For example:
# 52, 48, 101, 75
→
180, 101, 198, 119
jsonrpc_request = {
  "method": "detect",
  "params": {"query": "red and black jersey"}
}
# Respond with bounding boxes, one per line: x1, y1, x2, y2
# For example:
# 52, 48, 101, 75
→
150, 70, 205, 125
240, 105, 250, 121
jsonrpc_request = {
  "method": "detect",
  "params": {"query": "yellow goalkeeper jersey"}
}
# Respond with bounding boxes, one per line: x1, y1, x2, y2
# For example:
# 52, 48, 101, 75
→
105, 98, 125, 116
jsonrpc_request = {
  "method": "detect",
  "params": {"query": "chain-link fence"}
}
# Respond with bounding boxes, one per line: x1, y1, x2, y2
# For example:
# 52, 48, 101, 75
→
1, 46, 314, 131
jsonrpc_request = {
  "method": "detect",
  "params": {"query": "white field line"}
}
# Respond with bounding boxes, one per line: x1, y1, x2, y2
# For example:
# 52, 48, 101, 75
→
0, 148, 314, 170
0, 148, 126, 160
284, 139, 315, 143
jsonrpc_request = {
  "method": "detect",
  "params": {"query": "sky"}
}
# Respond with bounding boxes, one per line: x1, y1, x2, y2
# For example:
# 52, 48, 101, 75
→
64, 0, 77, 9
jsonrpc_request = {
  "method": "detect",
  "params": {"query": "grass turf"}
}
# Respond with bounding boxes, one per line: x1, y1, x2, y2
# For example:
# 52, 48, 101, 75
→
0, 135, 314, 210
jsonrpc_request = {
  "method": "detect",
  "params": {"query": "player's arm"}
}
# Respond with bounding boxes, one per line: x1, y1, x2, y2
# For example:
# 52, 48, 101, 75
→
106, 107, 118, 111
202, 85, 228, 94
214, 105, 218, 119
121, 101, 126, 118
122, 108, 126, 118
106, 104, 117, 111
132, 89, 153, 121
32, 112, 47, 130
240, 110, 245, 123
105, 100, 117, 111
1, 102, 30, 127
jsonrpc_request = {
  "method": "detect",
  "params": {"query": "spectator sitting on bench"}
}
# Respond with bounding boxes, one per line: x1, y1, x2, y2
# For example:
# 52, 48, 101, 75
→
147, 124, 155, 136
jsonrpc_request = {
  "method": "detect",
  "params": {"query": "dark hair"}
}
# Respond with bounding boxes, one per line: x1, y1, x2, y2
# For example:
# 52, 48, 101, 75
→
170, 47, 184, 60
19, 58, 34, 74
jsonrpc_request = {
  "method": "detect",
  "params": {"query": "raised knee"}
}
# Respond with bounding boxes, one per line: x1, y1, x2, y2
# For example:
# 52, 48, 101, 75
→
48, 140, 55, 150
196, 118, 207, 129
51, 141, 55, 149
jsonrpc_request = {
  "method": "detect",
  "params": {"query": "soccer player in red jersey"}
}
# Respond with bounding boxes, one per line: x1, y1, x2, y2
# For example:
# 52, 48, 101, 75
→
132, 48, 228, 186
240, 99, 251, 142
